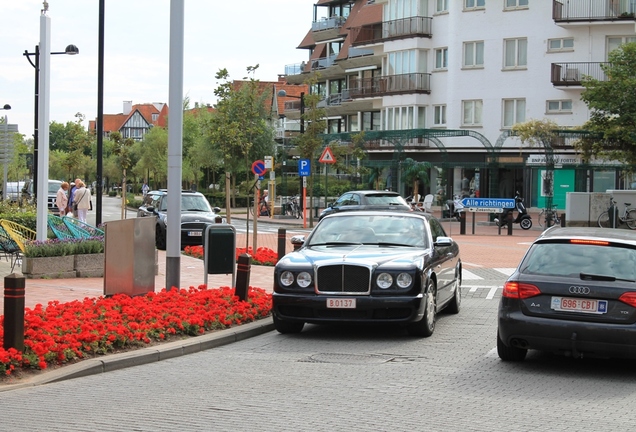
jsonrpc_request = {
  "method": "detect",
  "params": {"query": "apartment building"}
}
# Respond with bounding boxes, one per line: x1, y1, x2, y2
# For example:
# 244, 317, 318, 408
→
282, 0, 636, 208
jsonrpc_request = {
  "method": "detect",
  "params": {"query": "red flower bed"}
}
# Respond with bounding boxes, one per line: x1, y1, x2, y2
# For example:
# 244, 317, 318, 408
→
183, 245, 278, 266
0, 286, 271, 377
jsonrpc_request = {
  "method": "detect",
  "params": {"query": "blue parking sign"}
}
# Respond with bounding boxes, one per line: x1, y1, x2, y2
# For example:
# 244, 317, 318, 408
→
298, 159, 311, 176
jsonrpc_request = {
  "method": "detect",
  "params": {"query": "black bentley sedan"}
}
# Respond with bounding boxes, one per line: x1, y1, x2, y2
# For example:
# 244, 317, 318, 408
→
272, 211, 462, 337
498, 227, 636, 361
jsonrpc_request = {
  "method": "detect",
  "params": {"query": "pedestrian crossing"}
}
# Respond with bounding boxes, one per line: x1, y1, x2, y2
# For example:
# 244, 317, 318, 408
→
462, 267, 515, 300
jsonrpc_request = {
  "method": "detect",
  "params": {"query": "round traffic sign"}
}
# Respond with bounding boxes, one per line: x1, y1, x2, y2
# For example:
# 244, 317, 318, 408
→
251, 160, 266, 176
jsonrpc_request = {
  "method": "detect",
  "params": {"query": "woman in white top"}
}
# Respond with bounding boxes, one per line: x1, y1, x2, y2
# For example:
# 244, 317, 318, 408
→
55, 182, 69, 216
73, 181, 92, 223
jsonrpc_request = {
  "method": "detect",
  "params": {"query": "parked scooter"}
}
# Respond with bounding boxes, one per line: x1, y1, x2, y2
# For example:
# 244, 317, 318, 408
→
494, 192, 532, 230
444, 195, 465, 221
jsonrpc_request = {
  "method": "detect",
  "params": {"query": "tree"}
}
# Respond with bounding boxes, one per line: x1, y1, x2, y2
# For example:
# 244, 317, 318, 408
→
402, 158, 432, 199
512, 119, 559, 221
207, 65, 275, 223
294, 76, 327, 226
580, 42, 636, 165
110, 131, 134, 218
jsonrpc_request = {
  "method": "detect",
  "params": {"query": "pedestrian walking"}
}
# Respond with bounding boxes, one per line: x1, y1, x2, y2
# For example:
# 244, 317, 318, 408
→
142, 180, 149, 197
56, 181, 69, 217
73, 181, 92, 223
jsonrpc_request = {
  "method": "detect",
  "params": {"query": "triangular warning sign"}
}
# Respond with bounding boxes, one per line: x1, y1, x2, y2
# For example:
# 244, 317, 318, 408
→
319, 147, 336, 164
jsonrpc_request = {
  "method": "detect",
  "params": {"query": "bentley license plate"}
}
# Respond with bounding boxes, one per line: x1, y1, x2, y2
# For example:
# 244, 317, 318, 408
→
187, 231, 202, 237
551, 296, 607, 314
326, 298, 356, 309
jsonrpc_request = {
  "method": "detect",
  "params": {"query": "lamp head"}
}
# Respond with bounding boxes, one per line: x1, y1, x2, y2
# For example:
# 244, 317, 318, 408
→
277, 89, 287, 97
65, 44, 79, 55
1, 104, 11, 110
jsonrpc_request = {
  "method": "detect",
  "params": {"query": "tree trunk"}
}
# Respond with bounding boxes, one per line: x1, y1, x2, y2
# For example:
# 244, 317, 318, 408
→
224, 171, 232, 224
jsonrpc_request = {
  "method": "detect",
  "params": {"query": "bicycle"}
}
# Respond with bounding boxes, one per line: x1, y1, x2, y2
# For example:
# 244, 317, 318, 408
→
284, 195, 302, 219
248, 198, 270, 217
538, 205, 561, 229
597, 198, 636, 229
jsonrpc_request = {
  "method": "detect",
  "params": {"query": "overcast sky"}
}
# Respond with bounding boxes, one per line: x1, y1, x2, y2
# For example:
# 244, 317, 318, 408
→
0, 0, 318, 138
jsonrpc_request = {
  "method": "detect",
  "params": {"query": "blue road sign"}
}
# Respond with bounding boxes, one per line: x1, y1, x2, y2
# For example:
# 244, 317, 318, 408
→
298, 159, 311, 177
461, 198, 515, 209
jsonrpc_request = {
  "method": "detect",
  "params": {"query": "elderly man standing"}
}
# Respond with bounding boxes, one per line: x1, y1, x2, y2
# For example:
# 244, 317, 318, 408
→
68, 178, 82, 218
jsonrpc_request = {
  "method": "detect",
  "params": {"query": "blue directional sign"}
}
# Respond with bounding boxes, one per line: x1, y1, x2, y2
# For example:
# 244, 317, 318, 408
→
461, 198, 515, 209
298, 159, 311, 177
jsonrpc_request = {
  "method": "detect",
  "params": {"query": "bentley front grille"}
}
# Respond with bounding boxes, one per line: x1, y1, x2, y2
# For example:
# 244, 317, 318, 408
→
316, 264, 371, 294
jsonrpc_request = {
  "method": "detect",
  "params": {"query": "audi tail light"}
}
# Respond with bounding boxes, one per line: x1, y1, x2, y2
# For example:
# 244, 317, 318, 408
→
619, 292, 636, 308
502, 281, 541, 299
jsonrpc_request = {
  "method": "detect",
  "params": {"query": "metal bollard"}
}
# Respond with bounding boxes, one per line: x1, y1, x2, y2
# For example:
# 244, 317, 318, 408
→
507, 212, 514, 236
3, 274, 25, 351
560, 213, 566, 227
234, 253, 251, 302
459, 212, 466, 235
277, 228, 286, 262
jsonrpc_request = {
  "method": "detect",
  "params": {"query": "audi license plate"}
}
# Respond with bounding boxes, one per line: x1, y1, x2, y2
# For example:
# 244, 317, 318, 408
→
326, 298, 356, 309
187, 231, 202, 237
551, 297, 608, 314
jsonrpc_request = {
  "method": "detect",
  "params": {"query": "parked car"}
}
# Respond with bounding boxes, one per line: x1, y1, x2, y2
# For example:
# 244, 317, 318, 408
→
318, 190, 411, 220
272, 210, 462, 336
498, 226, 636, 361
4, 179, 62, 212
137, 189, 224, 250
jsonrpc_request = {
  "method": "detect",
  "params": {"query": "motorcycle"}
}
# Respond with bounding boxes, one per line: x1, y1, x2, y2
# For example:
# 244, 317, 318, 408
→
494, 192, 532, 230
444, 195, 465, 221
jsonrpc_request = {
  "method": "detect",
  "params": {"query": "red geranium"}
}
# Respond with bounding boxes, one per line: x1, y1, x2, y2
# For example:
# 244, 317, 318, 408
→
0, 286, 271, 377
183, 245, 278, 266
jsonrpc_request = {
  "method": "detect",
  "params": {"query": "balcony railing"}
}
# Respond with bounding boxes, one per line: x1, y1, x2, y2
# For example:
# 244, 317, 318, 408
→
316, 91, 353, 108
285, 63, 304, 76
551, 62, 608, 86
349, 73, 431, 97
310, 54, 337, 70
283, 100, 303, 111
348, 47, 375, 59
312, 16, 347, 32
350, 16, 432, 46
553, 0, 636, 22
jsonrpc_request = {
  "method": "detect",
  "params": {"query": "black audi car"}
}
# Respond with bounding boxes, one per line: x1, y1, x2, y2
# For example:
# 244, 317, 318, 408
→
137, 189, 224, 250
498, 227, 636, 361
273, 211, 462, 337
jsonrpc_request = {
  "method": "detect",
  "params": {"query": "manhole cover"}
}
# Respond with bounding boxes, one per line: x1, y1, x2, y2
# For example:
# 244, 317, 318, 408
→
299, 353, 395, 364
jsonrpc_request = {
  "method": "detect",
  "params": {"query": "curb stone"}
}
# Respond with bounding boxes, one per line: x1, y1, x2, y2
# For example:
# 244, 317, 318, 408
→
0, 318, 275, 392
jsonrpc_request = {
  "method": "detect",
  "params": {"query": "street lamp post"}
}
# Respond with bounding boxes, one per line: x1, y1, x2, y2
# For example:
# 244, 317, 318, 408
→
23, 43, 79, 199
1, 104, 11, 201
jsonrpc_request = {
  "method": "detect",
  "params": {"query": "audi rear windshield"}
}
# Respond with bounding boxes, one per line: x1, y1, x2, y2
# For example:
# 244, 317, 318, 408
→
520, 241, 636, 281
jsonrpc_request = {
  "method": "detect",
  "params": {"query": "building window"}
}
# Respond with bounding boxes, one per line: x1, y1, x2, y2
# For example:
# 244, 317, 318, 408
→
504, 0, 529, 9
464, 0, 485, 10
608, 36, 636, 57
347, 114, 359, 132
152, 113, 159, 121
435, 48, 448, 70
546, 100, 573, 113
504, 38, 527, 69
385, 106, 415, 131
362, 111, 381, 131
463, 41, 484, 68
503, 98, 526, 128
547, 38, 574, 52
434, 105, 447, 127
436, 0, 449, 13
387, 50, 419, 75
462, 100, 483, 126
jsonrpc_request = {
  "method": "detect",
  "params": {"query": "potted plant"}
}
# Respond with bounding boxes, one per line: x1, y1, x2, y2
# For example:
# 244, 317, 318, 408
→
22, 237, 105, 278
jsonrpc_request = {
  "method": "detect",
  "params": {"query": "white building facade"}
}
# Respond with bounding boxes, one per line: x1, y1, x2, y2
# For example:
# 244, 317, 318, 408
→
283, 0, 636, 208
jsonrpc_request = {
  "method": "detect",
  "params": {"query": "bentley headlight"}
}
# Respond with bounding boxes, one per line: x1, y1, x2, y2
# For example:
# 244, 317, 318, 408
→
377, 273, 393, 289
396, 273, 413, 288
297, 272, 312, 288
280, 271, 294, 287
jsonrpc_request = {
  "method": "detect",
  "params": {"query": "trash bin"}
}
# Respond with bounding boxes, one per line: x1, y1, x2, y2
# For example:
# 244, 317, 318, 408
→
104, 217, 156, 296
